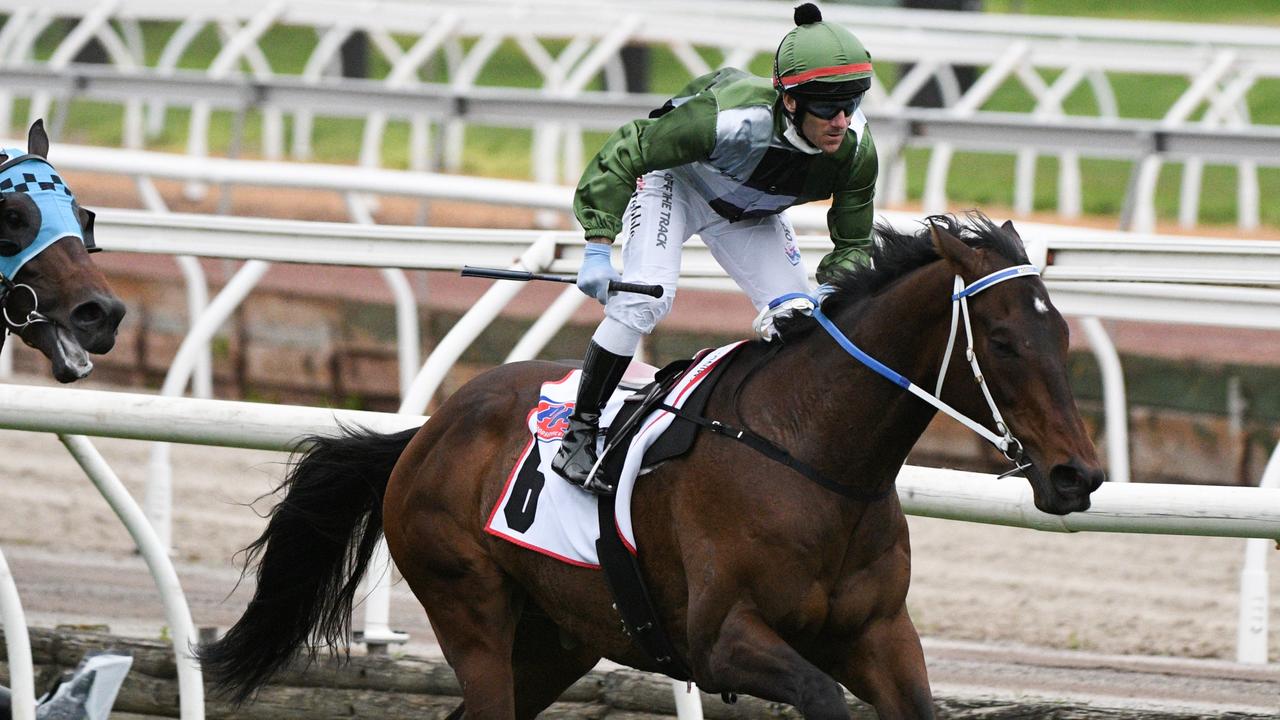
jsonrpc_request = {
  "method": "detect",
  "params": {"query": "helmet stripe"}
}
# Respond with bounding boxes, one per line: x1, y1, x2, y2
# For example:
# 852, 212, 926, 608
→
776, 62, 873, 88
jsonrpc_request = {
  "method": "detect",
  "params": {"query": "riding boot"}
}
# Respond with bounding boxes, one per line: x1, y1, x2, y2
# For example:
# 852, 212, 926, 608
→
551, 341, 632, 493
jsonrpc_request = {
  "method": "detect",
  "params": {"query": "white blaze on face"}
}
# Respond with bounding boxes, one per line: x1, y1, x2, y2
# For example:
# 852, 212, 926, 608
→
1033, 296, 1050, 315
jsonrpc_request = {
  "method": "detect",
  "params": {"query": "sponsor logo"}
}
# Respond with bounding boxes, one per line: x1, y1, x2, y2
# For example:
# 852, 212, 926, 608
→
784, 228, 801, 266
656, 173, 673, 248
534, 397, 575, 441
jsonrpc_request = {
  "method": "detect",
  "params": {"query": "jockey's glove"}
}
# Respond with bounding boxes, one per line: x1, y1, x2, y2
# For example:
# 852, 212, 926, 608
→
577, 242, 620, 304
754, 295, 816, 341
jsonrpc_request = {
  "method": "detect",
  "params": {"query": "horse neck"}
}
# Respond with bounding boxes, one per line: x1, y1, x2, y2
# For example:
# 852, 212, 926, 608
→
758, 262, 956, 496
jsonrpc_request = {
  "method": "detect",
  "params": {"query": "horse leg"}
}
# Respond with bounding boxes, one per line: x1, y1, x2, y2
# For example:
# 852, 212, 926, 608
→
510, 607, 601, 719
404, 565, 519, 719
437, 604, 600, 720
695, 605, 850, 719
831, 609, 935, 720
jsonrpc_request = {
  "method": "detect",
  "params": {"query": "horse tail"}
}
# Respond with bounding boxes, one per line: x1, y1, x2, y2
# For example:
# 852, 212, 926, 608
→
197, 424, 419, 703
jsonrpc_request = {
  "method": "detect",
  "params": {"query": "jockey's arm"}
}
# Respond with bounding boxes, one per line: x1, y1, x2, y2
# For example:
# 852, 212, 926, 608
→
818, 130, 879, 284
573, 94, 717, 242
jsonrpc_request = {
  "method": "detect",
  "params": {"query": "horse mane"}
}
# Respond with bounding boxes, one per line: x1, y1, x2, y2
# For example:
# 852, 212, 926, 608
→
772, 212, 1029, 340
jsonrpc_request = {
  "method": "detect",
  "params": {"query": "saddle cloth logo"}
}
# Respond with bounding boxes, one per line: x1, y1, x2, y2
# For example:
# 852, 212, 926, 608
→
534, 397, 574, 441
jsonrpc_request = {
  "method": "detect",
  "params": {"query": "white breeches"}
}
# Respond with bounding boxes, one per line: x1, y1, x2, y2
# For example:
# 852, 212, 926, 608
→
592, 170, 811, 355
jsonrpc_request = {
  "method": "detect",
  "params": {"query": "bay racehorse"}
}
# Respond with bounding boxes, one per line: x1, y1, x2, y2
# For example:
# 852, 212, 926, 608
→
200, 214, 1103, 718
0, 120, 124, 381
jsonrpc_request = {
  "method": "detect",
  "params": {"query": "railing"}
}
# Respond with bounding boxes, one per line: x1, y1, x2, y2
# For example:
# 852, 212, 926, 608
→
7, 62, 1280, 235
0, 387, 425, 720
2, 1, 1280, 230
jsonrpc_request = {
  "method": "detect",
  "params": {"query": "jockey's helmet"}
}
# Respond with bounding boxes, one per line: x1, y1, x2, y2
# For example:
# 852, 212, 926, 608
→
772, 3, 872, 106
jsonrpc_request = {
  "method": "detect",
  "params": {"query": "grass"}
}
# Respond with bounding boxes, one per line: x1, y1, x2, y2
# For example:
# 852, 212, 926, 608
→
15, 6, 1280, 229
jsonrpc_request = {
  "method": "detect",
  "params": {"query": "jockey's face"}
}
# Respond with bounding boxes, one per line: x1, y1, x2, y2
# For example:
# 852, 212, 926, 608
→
783, 93, 850, 154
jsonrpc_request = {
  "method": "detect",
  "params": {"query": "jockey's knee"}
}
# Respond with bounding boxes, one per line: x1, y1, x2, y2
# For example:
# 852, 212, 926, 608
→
605, 290, 674, 336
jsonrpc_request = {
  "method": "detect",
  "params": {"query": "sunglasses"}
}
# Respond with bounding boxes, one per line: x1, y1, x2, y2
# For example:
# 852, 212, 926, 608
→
803, 93, 863, 120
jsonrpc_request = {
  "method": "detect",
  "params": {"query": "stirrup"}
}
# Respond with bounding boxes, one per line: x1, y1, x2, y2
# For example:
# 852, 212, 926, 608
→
580, 466, 617, 495
552, 418, 615, 494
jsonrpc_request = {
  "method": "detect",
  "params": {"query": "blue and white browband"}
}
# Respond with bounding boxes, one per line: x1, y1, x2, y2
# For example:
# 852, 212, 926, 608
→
0, 149, 87, 282
952, 264, 1041, 300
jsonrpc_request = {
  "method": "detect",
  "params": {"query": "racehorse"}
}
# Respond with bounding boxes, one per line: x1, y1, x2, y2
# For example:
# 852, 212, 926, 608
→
199, 214, 1103, 719
0, 120, 124, 382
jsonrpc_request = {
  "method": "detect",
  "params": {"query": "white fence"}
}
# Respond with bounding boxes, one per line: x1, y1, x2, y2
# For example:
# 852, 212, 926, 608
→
2, 1, 1280, 231
0, 389, 425, 720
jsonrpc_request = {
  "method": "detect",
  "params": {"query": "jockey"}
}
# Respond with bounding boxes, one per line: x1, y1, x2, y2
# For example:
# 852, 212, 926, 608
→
553, 3, 878, 492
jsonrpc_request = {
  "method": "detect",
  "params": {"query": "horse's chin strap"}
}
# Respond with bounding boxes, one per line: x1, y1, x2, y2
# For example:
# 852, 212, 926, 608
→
784, 263, 1041, 476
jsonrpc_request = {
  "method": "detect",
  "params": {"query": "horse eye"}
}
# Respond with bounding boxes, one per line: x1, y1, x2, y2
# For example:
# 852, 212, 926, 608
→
4, 209, 21, 227
988, 333, 1019, 358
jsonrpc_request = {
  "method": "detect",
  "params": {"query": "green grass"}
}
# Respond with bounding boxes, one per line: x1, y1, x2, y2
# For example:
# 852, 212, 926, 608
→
17, 7, 1280, 229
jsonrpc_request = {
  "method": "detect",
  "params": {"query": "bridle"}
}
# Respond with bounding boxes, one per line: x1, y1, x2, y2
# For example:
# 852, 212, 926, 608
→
0, 277, 49, 331
774, 262, 1042, 478
0, 149, 97, 337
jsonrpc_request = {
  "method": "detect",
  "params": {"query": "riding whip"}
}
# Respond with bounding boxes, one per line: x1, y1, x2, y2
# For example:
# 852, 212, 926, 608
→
461, 266, 664, 298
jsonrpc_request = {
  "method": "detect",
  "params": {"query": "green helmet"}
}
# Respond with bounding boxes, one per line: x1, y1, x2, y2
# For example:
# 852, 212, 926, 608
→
772, 3, 873, 100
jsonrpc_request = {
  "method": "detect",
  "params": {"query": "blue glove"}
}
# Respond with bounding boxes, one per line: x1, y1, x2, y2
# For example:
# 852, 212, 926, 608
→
576, 242, 620, 304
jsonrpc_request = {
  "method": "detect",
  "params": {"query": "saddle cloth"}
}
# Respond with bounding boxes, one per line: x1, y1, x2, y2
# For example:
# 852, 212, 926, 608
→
484, 341, 745, 567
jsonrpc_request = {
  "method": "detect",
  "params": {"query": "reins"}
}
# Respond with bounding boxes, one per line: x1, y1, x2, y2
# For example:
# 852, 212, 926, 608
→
656, 400, 897, 503
778, 262, 1042, 479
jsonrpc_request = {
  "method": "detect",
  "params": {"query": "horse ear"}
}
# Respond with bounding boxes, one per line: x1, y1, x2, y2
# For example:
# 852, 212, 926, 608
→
28, 119, 49, 159
930, 222, 981, 277
1000, 219, 1022, 242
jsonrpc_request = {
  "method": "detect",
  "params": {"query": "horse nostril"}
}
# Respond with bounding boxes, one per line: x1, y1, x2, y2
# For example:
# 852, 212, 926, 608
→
71, 295, 126, 332
1049, 461, 1101, 496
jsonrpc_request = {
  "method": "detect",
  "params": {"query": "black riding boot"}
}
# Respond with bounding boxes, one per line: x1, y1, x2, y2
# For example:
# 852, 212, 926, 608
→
552, 341, 631, 493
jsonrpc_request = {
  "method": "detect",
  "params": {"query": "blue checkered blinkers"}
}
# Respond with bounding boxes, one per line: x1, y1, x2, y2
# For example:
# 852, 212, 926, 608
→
0, 148, 96, 282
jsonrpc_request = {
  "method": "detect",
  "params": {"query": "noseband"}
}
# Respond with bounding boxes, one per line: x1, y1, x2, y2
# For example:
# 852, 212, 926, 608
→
775, 262, 1042, 477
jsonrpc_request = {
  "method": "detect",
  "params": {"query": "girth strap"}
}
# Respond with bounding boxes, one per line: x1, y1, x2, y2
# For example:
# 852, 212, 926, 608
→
656, 402, 895, 503
595, 495, 694, 682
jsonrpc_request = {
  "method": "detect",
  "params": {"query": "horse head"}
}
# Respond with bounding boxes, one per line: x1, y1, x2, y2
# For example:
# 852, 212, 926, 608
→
929, 216, 1103, 515
0, 120, 125, 382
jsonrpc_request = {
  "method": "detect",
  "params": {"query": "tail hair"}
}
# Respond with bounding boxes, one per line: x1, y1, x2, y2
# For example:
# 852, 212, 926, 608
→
196, 424, 418, 703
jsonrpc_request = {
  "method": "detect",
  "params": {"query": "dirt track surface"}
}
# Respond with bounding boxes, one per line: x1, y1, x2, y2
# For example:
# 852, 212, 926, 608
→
1, 372, 1279, 714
